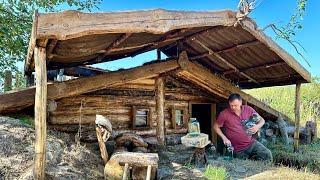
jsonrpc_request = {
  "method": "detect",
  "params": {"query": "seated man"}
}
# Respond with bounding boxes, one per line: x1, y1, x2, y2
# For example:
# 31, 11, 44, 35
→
213, 93, 273, 161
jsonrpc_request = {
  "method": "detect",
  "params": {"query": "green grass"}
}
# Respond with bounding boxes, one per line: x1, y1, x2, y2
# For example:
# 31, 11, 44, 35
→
204, 165, 227, 180
19, 116, 33, 126
245, 77, 320, 136
266, 139, 320, 173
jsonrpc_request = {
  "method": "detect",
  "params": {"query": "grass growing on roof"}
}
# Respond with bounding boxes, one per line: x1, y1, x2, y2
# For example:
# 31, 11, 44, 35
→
204, 165, 227, 180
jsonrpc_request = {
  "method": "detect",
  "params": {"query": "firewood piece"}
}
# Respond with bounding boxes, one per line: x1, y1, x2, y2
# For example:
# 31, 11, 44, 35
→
115, 133, 148, 148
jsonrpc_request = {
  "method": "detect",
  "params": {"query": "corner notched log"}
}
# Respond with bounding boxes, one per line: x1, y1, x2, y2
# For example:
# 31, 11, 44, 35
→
33, 46, 47, 180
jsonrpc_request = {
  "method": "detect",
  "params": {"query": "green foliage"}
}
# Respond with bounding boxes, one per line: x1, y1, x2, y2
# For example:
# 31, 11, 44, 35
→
277, 0, 307, 40
0, 0, 101, 91
246, 77, 320, 131
18, 116, 33, 126
266, 139, 320, 173
204, 165, 227, 180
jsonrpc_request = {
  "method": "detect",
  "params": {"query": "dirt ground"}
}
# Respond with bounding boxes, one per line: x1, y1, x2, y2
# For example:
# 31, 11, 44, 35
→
1, 116, 319, 180
0, 116, 104, 179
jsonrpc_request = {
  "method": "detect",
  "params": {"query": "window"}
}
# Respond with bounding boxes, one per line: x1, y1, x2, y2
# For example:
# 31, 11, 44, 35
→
171, 108, 187, 129
132, 106, 151, 129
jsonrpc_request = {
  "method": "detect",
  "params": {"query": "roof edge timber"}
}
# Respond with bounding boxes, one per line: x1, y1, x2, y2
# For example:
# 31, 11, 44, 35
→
24, 9, 311, 83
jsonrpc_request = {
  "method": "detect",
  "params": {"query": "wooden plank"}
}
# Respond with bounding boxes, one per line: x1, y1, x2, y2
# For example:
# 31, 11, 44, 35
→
0, 59, 179, 113
177, 51, 291, 121
155, 76, 165, 147
33, 46, 47, 180
294, 82, 301, 152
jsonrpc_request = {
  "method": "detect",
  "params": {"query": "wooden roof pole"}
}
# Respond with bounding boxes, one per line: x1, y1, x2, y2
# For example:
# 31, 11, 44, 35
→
34, 46, 47, 180
192, 39, 259, 84
222, 61, 286, 76
94, 33, 133, 63
294, 82, 301, 152
189, 40, 260, 60
176, 51, 290, 121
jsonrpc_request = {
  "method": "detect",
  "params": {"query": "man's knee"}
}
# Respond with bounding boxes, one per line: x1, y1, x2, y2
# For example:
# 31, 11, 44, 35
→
254, 142, 273, 161
257, 147, 273, 161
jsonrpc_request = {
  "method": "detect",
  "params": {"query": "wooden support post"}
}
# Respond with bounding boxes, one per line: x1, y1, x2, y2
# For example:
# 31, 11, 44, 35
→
4, 70, 12, 92
157, 49, 161, 60
96, 127, 109, 164
33, 46, 47, 179
211, 103, 217, 145
146, 165, 152, 180
155, 76, 165, 147
294, 82, 301, 152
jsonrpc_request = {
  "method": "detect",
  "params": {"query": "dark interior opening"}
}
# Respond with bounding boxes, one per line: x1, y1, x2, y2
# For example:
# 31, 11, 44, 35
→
191, 104, 212, 141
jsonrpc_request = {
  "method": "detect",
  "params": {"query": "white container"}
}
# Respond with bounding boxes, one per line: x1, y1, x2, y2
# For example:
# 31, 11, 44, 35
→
181, 133, 210, 148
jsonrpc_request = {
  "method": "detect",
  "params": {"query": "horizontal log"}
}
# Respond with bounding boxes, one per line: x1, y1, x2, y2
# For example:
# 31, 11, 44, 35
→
115, 133, 148, 148
176, 51, 291, 121
0, 59, 179, 113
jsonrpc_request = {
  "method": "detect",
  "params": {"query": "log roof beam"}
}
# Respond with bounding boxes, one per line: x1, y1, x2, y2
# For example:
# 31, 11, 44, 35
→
191, 38, 259, 84
176, 51, 290, 121
0, 59, 179, 113
223, 61, 286, 76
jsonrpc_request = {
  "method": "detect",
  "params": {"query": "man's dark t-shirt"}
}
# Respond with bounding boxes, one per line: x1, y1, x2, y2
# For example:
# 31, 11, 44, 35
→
216, 105, 258, 152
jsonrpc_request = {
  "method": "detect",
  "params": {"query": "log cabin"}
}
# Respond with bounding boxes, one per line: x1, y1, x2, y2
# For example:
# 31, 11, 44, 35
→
0, 9, 311, 178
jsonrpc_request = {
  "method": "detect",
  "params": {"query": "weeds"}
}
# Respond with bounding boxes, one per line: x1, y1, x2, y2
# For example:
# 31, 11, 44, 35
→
204, 165, 227, 180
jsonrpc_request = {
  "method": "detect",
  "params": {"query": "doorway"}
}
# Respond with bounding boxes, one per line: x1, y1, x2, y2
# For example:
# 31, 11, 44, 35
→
191, 104, 213, 141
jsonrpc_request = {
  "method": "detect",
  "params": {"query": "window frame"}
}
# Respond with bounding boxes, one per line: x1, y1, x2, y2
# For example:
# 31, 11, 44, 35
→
132, 106, 152, 130
171, 107, 188, 129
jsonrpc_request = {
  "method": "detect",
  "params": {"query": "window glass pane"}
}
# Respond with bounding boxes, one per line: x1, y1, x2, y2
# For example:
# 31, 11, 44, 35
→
135, 109, 148, 127
175, 110, 184, 126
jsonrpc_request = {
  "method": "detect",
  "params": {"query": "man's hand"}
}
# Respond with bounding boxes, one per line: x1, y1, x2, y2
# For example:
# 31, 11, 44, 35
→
222, 137, 231, 146
248, 124, 260, 134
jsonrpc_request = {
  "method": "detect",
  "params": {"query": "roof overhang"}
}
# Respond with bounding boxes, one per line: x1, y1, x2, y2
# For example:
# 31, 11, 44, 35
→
25, 9, 311, 89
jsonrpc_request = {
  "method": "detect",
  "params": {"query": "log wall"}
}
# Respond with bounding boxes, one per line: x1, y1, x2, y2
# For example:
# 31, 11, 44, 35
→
48, 76, 218, 142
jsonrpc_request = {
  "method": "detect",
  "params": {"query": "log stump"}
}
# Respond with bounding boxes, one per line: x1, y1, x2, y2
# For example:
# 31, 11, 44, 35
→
188, 147, 207, 167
